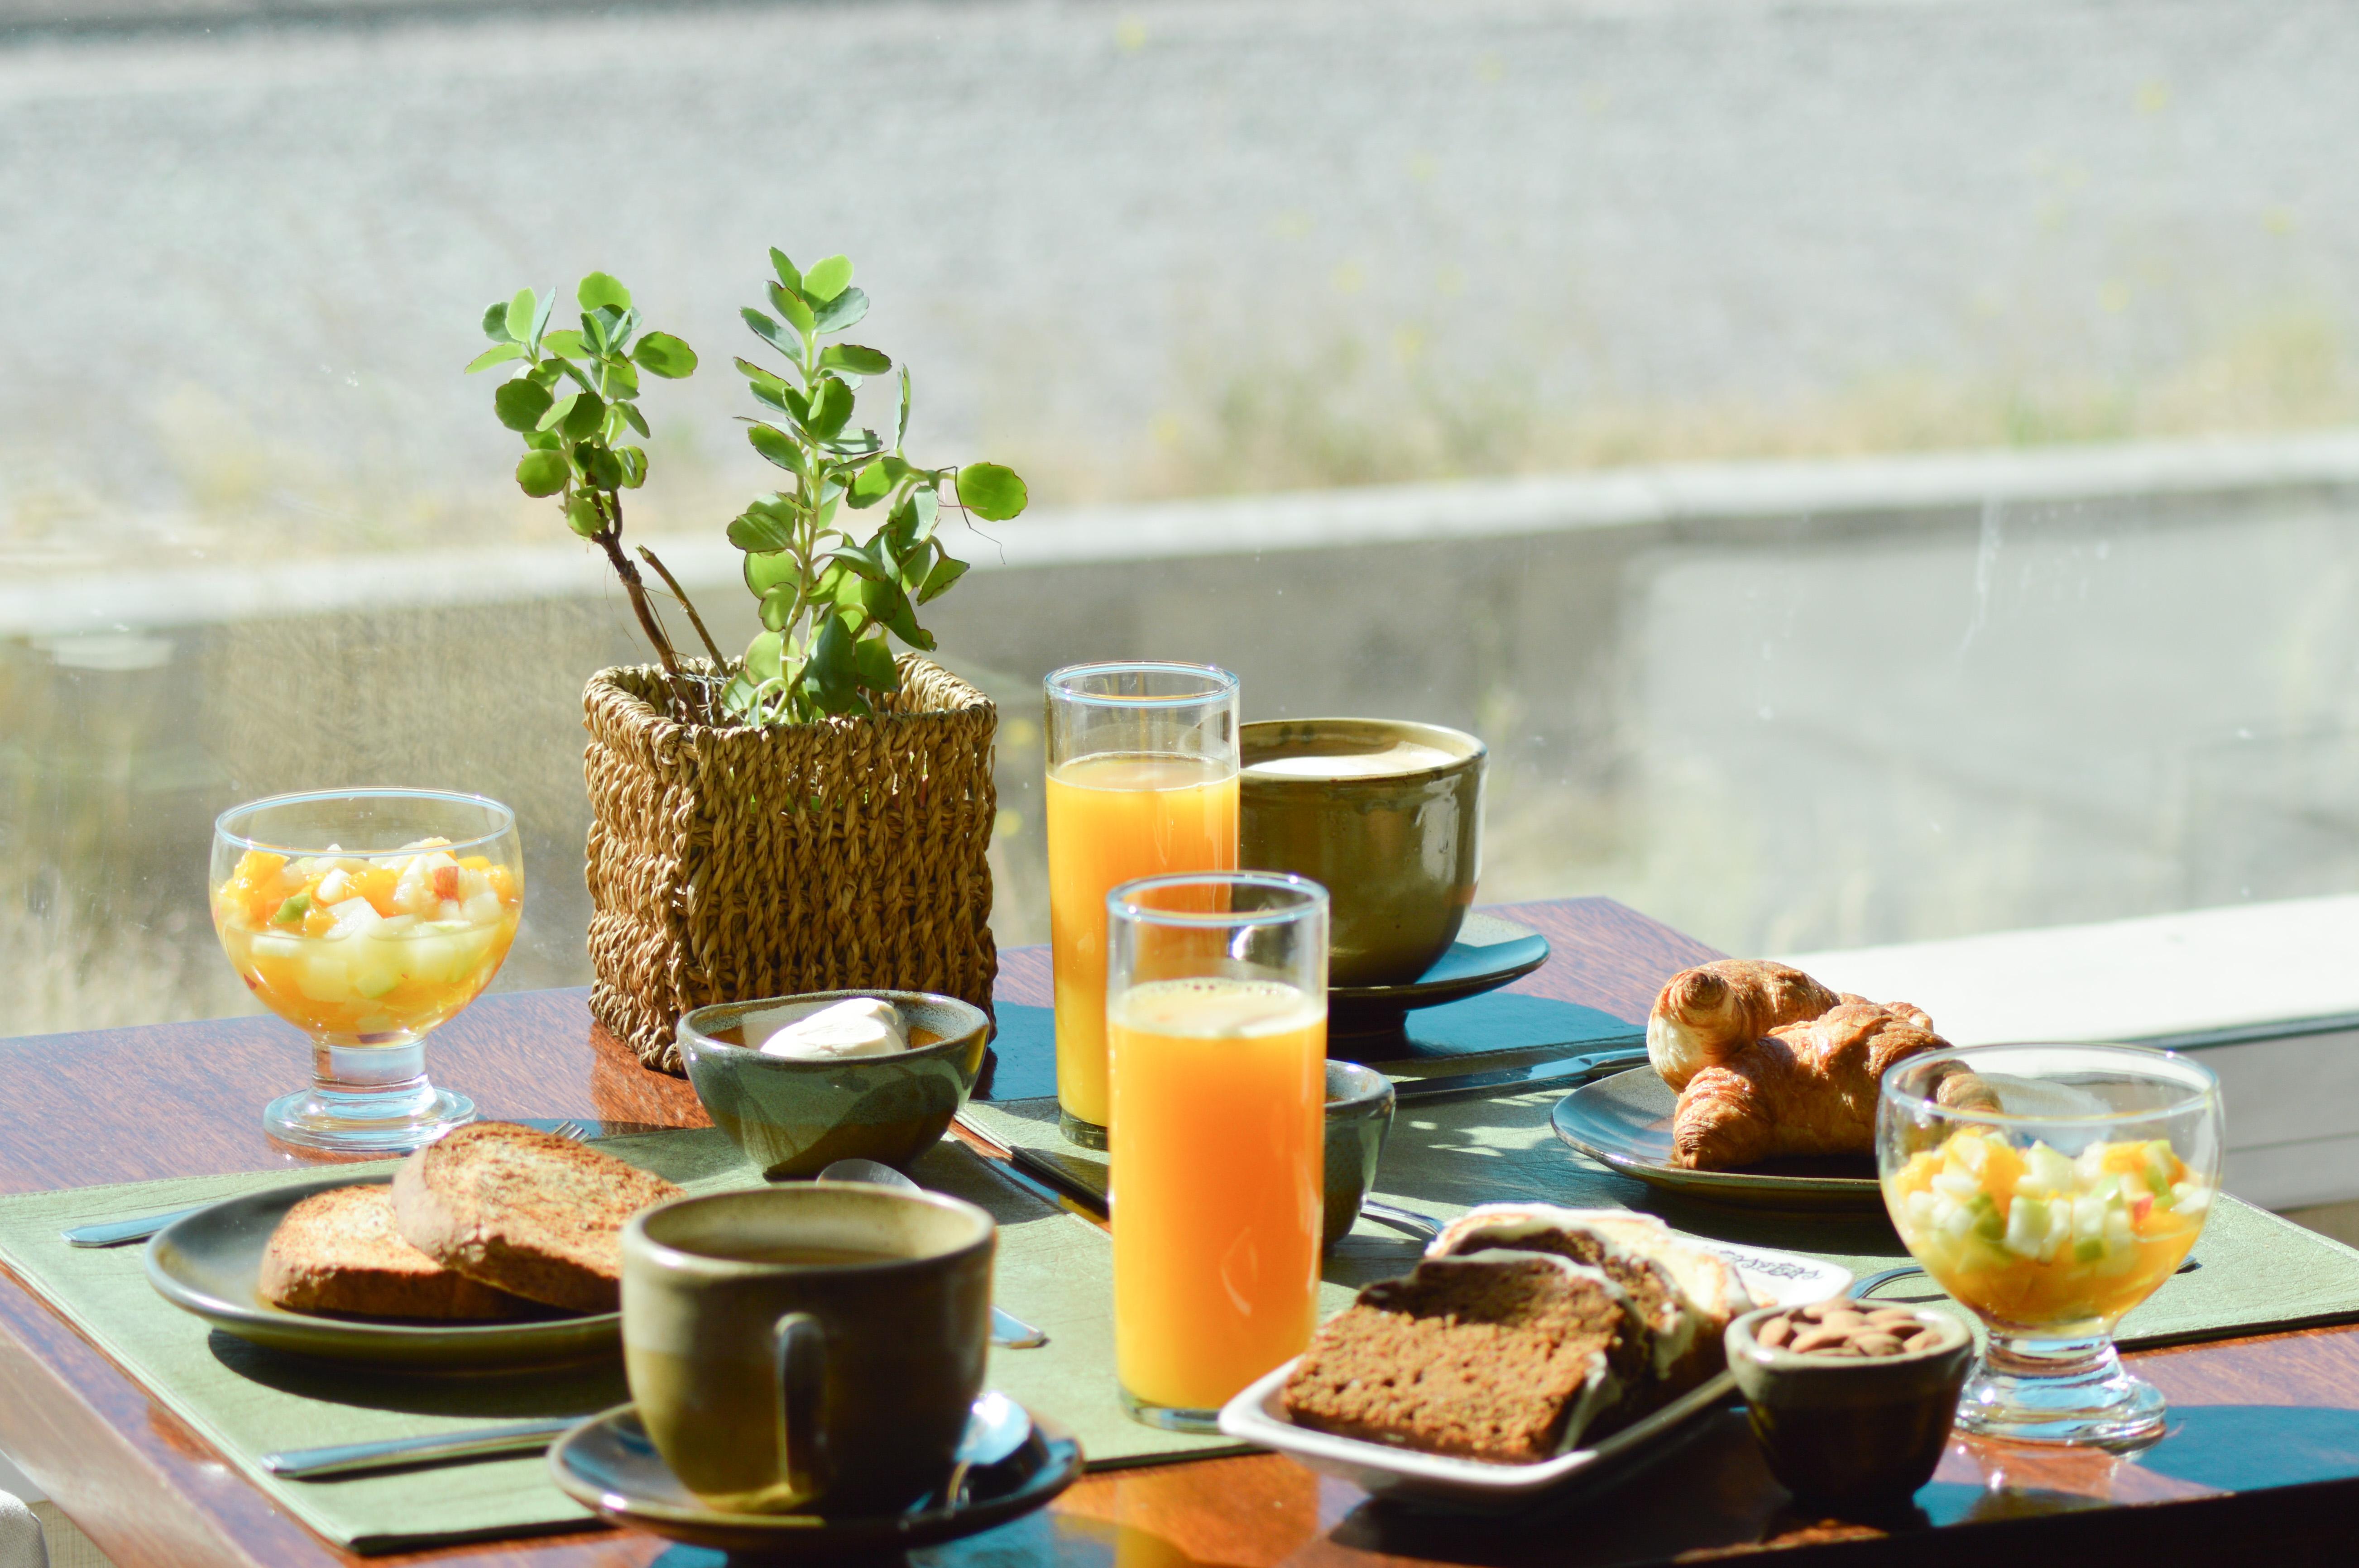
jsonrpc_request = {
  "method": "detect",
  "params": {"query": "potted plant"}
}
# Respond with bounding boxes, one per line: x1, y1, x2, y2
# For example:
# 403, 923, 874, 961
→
466, 255, 1028, 1068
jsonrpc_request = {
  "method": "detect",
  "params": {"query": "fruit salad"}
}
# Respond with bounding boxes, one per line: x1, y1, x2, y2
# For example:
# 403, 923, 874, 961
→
1886, 1128, 2212, 1332
213, 840, 521, 1042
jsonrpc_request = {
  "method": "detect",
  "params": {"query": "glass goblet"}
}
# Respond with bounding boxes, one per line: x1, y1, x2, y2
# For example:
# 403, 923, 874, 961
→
1878, 1043, 2222, 1448
211, 789, 523, 1152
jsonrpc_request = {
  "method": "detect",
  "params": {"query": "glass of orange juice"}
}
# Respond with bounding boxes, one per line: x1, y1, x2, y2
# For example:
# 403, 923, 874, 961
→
1044, 662, 1241, 1148
1878, 1043, 2222, 1447
1107, 870, 1327, 1430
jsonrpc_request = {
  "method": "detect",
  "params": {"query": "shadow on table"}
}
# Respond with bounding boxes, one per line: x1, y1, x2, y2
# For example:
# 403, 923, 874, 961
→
2133, 1403, 2359, 1491
206, 1330, 627, 1417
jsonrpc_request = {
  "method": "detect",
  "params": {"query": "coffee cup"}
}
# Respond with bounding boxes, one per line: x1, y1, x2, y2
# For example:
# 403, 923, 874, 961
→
1239, 718, 1485, 988
621, 1186, 994, 1514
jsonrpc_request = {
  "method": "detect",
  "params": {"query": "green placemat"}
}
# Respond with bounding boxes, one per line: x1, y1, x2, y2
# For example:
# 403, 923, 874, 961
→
0, 1130, 1222, 1554
961, 1090, 2359, 1350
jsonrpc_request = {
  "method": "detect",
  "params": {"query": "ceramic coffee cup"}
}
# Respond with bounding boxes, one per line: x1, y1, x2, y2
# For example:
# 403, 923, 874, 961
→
1240, 718, 1485, 988
621, 1186, 994, 1515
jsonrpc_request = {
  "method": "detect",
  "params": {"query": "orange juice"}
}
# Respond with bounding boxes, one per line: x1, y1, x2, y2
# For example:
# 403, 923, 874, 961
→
1109, 976, 1323, 1414
1045, 755, 1238, 1129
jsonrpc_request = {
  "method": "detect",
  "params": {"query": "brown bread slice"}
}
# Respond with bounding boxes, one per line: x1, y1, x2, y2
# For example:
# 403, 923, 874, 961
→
1280, 1251, 1636, 1463
259, 1185, 526, 1320
391, 1121, 682, 1312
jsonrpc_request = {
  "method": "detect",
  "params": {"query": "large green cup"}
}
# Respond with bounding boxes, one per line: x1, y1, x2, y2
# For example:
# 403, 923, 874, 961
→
1238, 718, 1485, 989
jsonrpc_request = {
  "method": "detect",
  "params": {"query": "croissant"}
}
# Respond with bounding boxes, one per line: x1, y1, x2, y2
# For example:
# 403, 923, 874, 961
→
1672, 1001, 1955, 1169
1646, 960, 1843, 1091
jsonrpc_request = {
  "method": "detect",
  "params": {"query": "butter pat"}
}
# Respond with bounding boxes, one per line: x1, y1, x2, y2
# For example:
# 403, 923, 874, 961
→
757, 997, 909, 1060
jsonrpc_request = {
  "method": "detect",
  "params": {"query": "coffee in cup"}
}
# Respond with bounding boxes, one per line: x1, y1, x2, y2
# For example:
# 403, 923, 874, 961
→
1240, 718, 1484, 988
621, 1186, 994, 1513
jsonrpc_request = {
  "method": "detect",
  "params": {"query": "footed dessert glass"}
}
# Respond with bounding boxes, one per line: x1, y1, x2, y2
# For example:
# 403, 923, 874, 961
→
1877, 1043, 2221, 1448
211, 789, 523, 1152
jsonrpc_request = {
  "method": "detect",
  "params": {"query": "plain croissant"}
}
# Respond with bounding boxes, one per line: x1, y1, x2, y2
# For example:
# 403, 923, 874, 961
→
1646, 960, 1845, 1092
1671, 1001, 1949, 1170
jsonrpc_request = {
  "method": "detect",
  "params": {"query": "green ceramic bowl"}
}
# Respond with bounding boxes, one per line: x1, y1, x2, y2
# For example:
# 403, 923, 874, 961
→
677, 991, 992, 1180
1323, 1061, 1397, 1249
1725, 1303, 1974, 1502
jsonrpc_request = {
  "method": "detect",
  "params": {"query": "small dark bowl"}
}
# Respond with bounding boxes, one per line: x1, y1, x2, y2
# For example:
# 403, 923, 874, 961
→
1323, 1061, 1396, 1251
676, 991, 992, 1180
1726, 1303, 1974, 1503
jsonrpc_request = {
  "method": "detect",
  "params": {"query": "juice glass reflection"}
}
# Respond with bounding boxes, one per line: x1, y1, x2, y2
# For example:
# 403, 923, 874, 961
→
1877, 1043, 2222, 1447
1044, 662, 1240, 1148
1108, 871, 1327, 1430
211, 789, 522, 1152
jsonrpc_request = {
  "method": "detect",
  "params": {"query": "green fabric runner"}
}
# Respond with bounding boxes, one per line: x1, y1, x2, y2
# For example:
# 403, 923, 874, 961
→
960, 1089, 2359, 1350
0, 1129, 1218, 1555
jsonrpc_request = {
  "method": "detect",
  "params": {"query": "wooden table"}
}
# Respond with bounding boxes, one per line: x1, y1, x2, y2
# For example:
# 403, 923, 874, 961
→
5, 898, 2358, 1568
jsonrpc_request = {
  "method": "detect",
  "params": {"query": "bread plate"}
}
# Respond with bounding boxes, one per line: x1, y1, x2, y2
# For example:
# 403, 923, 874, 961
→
1551, 1067, 1886, 1214
145, 1175, 619, 1369
1216, 1241, 1848, 1510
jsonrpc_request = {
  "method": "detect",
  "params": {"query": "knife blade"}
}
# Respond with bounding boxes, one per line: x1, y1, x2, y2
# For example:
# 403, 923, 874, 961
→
263, 1418, 578, 1478
1386, 1041, 1649, 1106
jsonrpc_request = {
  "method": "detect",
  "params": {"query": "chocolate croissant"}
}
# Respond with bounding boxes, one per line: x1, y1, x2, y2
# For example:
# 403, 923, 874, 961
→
1672, 1001, 1951, 1170
1646, 960, 1842, 1091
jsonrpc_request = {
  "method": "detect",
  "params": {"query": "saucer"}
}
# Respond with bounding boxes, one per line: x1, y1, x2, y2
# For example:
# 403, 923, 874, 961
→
1327, 913, 1550, 1055
1551, 1068, 1885, 1213
547, 1398, 1081, 1556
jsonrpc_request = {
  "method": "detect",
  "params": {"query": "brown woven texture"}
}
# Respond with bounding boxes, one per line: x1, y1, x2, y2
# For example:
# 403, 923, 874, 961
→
582, 654, 998, 1071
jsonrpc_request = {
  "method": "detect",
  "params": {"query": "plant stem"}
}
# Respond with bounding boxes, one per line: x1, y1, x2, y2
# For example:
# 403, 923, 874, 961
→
590, 492, 690, 719
636, 545, 728, 666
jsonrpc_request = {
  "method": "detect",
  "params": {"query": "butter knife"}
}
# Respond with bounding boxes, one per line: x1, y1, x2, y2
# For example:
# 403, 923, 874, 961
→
1386, 1041, 1648, 1106
263, 1419, 578, 1478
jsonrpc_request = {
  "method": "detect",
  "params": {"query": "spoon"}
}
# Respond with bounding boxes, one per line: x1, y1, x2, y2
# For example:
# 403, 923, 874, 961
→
930, 1389, 1033, 1514
815, 1159, 1049, 1348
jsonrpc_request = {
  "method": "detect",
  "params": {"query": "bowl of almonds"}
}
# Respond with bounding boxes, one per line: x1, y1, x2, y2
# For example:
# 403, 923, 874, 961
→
1725, 1298, 1974, 1501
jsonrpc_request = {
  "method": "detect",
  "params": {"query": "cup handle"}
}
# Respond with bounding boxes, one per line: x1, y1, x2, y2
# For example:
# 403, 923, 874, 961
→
772, 1310, 829, 1502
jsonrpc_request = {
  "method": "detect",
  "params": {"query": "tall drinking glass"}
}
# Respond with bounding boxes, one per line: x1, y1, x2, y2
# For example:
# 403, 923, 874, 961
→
211, 789, 523, 1152
1044, 662, 1241, 1148
1878, 1043, 2222, 1447
1108, 871, 1327, 1431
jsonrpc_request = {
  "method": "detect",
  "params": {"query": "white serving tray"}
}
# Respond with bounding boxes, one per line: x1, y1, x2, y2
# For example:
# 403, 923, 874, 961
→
1216, 1242, 1849, 1510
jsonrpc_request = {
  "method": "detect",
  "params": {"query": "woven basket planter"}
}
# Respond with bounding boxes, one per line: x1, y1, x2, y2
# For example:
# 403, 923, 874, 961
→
582, 654, 998, 1071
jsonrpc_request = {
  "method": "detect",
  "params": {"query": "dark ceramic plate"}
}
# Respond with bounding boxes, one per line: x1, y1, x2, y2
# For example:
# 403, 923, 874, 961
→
1328, 913, 1550, 1049
547, 1398, 1081, 1556
1551, 1068, 1886, 1213
145, 1175, 619, 1369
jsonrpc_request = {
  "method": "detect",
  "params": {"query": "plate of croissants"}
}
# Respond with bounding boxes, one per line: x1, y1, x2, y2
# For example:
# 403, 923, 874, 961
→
1551, 959, 1985, 1212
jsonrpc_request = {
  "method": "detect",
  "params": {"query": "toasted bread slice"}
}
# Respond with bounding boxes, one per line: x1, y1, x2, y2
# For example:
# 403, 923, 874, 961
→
259, 1185, 526, 1320
391, 1121, 681, 1312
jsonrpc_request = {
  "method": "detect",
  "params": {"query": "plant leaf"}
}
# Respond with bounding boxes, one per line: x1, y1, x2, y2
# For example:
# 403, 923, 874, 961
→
618, 446, 649, 488
577, 271, 632, 311
743, 628, 786, 684
562, 394, 604, 441
494, 378, 554, 432
504, 288, 537, 343
728, 505, 796, 553
580, 311, 609, 354
634, 331, 697, 378
767, 282, 816, 335
956, 462, 1028, 521
803, 254, 853, 303
542, 329, 587, 358
861, 576, 931, 650
853, 628, 900, 690
747, 422, 804, 473
576, 442, 624, 490
566, 493, 602, 537
537, 391, 580, 433
528, 288, 557, 349
917, 550, 969, 603
819, 343, 891, 376
812, 287, 868, 333
482, 301, 515, 343
808, 610, 860, 709
740, 309, 806, 363
848, 460, 893, 509
599, 357, 640, 399
515, 449, 569, 497
465, 341, 524, 374
745, 544, 801, 597
895, 366, 912, 448
805, 376, 854, 439
769, 248, 802, 292
758, 584, 796, 632
620, 401, 652, 438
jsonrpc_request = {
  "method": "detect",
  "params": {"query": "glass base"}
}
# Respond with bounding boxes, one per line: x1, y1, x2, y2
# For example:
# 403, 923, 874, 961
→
1954, 1331, 2167, 1449
1060, 1109, 1109, 1150
1119, 1386, 1222, 1433
265, 1037, 475, 1153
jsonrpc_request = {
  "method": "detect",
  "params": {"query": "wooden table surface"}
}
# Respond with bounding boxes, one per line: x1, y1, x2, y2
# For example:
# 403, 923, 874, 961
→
5, 898, 2359, 1568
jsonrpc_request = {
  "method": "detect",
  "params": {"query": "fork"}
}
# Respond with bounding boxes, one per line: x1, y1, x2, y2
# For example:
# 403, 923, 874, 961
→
59, 1119, 596, 1248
